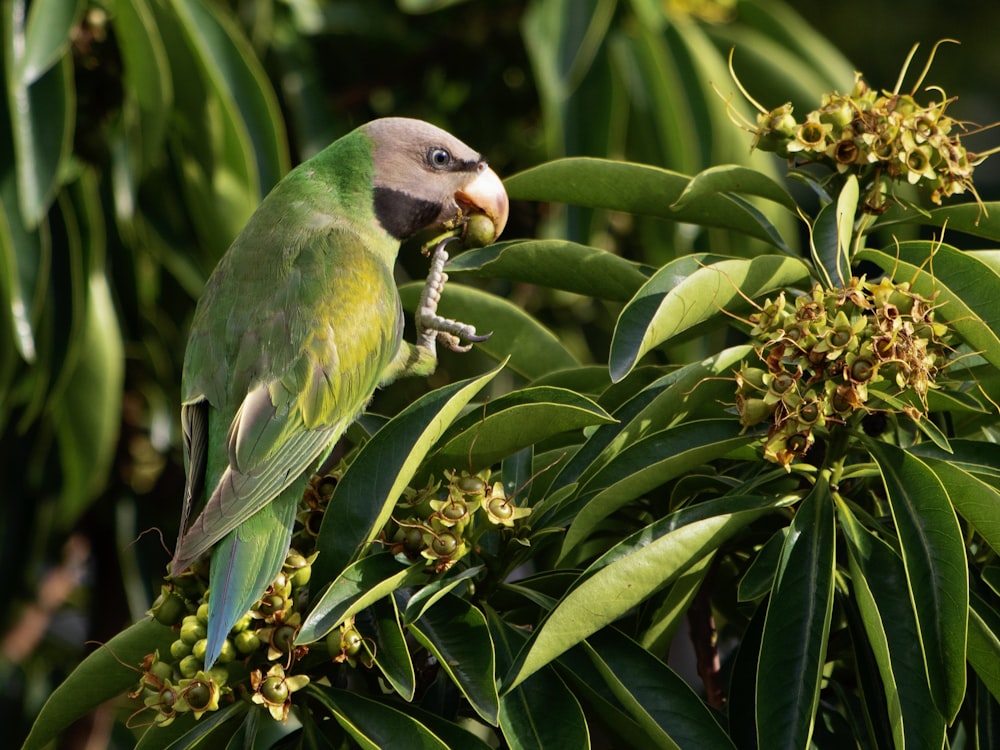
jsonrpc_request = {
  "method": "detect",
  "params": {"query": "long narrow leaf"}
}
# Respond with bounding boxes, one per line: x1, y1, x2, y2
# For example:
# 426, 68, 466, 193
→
756, 477, 835, 750
868, 441, 968, 721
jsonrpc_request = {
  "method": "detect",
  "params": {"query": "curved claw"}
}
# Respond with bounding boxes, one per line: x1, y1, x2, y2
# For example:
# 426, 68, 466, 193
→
416, 237, 488, 355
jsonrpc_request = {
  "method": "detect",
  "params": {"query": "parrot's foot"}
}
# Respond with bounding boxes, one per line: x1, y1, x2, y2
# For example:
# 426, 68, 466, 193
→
416, 237, 491, 354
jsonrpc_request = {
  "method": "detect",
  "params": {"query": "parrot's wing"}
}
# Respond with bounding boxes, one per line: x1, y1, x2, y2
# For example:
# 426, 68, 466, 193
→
172, 229, 401, 576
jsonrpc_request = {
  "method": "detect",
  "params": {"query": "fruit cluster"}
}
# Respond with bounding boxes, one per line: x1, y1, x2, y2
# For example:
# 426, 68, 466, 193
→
388, 468, 531, 573
735, 276, 952, 467
746, 52, 985, 211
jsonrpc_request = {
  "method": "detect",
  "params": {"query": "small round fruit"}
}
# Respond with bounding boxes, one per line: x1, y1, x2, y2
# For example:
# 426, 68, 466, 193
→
463, 213, 497, 248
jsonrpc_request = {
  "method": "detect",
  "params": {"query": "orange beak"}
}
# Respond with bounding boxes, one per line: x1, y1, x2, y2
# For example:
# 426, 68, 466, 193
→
456, 163, 509, 242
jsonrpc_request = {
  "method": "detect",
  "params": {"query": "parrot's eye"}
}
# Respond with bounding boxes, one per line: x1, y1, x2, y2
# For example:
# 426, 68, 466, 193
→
428, 147, 452, 169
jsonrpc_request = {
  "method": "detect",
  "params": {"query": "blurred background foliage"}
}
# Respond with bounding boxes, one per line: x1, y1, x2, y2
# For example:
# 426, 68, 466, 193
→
3, 0, 999, 745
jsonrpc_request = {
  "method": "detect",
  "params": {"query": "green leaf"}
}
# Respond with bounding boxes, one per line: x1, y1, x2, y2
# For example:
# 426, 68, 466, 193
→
918, 458, 1000, 554
307, 684, 450, 750
562, 419, 752, 554
171, 0, 288, 193
0, 168, 47, 363
298, 554, 427, 644
584, 628, 735, 750
505, 158, 791, 248
858, 241, 1000, 371
23, 618, 176, 750
5, 18, 74, 228
610, 254, 811, 381
875, 201, 1000, 244
839, 499, 947, 750
362, 594, 415, 701
18, 0, 83, 84
408, 593, 500, 725
488, 613, 590, 750
638, 553, 713, 656
312, 363, 503, 586
426, 386, 614, 476
736, 527, 786, 602
809, 174, 857, 288
399, 282, 578, 380
756, 478, 835, 750
868, 441, 968, 721
550, 346, 752, 493
671, 164, 796, 212
968, 593, 1000, 703
505, 494, 784, 690
449, 239, 651, 302
53, 272, 124, 526
404, 565, 483, 624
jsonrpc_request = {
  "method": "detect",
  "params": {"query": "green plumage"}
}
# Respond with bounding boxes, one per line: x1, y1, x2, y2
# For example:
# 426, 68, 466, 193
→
171, 118, 508, 667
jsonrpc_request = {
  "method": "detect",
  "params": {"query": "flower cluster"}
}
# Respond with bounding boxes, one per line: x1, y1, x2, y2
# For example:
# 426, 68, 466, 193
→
388, 469, 531, 573
743, 43, 989, 212
735, 277, 953, 467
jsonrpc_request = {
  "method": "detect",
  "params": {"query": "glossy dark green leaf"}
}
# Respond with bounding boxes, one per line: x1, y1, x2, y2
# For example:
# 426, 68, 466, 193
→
404, 565, 483, 624
563, 419, 752, 554
399, 282, 578, 380
307, 684, 450, 750
875, 201, 1000, 244
868, 441, 968, 721
298, 554, 427, 644
919, 457, 1000, 554
737, 527, 786, 602
550, 345, 752, 493
426, 386, 613, 475
312, 363, 502, 586
584, 628, 734, 750
505, 158, 791, 248
858, 241, 1000, 371
506, 494, 784, 690
23, 618, 176, 750
839, 499, 946, 749
364, 594, 416, 701
488, 611, 590, 750
449, 239, 650, 302
968, 593, 1000, 703
408, 593, 500, 725
638, 553, 713, 656
756, 478, 835, 750
672, 164, 796, 212
610, 254, 810, 381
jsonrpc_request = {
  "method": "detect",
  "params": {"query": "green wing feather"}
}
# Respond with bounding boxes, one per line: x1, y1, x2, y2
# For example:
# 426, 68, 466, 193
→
174, 210, 402, 664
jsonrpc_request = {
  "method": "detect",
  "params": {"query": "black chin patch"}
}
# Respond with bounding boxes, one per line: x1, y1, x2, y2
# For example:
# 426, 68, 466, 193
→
373, 187, 443, 240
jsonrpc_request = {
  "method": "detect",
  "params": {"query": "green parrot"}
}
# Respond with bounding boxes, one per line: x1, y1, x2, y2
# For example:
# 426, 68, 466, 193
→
169, 118, 509, 667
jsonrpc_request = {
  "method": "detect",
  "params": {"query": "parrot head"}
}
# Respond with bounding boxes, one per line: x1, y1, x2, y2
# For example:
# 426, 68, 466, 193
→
365, 117, 508, 243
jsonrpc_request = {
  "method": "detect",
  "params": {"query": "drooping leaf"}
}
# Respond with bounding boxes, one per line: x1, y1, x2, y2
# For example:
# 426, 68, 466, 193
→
671, 164, 796, 212
584, 627, 735, 750
425, 386, 614, 476
756, 477, 835, 750
307, 684, 451, 750
448, 239, 651, 302
609, 254, 811, 381
839, 499, 947, 749
488, 611, 590, 750
23, 618, 176, 750
562, 419, 752, 554
299, 554, 427, 645
505, 494, 785, 690
407, 593, 500, 725
505, 158, 793, 248
362, 594, 416, 701
312, 363, 503, 587
868, 441, 968, 722
404, 565, 483, 625
968, 592, 1000, 704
